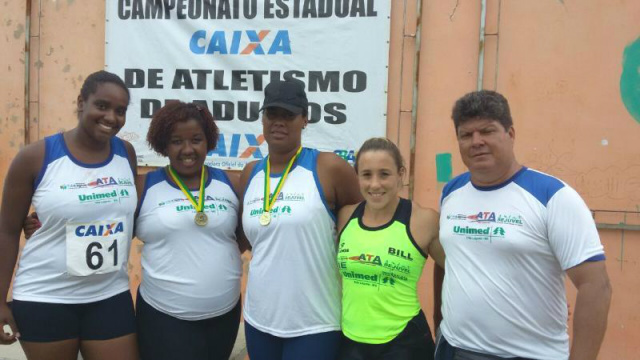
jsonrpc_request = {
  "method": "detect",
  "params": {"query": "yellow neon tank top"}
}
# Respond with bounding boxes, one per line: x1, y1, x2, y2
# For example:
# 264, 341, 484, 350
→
338, 198, 428, 344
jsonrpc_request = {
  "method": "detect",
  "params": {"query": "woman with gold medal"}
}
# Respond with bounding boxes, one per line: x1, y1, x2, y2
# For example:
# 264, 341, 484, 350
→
239, 79, 362, 360
133, 102, 244, 360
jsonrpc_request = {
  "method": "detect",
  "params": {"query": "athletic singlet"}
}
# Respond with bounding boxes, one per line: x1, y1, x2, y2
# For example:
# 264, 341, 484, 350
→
242, 148, 340, 337
135, 166, 242, 320
12, 133, 136, 303
338, 198, 427, 344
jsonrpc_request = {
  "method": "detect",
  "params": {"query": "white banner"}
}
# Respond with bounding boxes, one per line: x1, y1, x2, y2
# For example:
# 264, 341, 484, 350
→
106, 0, 390, 169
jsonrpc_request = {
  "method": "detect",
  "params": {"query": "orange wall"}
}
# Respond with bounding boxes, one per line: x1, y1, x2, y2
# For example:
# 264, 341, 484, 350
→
410, 1, 640, 358
1, 0, 639, 358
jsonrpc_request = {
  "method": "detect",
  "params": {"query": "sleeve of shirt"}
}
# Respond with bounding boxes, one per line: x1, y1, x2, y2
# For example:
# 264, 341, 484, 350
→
546, 186, 605, 270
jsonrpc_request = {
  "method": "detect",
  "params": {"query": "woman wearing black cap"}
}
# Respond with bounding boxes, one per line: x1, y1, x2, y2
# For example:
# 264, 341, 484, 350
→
239, 78, 362, 360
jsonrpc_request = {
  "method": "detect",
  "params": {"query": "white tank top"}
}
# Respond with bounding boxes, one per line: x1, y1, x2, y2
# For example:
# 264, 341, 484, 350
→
242, 148, 340, 337
135, 166, 242, 320
12, 133, 136, 303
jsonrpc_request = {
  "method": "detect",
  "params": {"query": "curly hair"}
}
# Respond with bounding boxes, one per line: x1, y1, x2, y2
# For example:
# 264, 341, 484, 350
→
147, 102, 219, 156
451, 90, 513, 131
80, 70, 130, 102
355, 137, 405, 174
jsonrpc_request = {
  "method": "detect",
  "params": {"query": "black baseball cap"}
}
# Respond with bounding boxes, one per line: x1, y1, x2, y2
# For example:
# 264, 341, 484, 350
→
260, 79, 308, 115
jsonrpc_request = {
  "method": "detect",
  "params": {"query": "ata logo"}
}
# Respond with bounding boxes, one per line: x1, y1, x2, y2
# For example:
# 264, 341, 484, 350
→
466, 211, 523, 226
467, 212, 496, 222
349, 253, 382, 266
88, 177, 118, 188
190, 30, 291, 55
60, 177, 132, 190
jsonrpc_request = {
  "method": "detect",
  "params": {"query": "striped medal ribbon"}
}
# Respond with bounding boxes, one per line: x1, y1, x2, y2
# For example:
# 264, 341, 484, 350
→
260, 147, 302, 226
168, 165, 207, 226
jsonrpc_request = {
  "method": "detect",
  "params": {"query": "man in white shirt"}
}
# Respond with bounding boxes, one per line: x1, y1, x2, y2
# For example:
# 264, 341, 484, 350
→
436, 90, 612, 360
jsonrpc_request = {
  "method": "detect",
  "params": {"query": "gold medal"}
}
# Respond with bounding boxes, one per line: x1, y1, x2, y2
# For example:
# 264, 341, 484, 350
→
261, 147, 302, 227
168, 166, 208, 227
259, 212, 271, 226
195, 212, 208, 226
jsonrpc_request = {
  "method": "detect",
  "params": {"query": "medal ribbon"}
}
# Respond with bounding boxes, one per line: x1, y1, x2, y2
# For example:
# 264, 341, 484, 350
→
263, 147, 302, 214
168, 165, 206, 213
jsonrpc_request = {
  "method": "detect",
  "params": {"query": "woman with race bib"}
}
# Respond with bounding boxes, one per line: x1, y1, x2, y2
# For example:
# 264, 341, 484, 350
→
19, 101, 245, 360
0, 71, 139, 360
336, 138, 445, 360
239, 78, 361, 360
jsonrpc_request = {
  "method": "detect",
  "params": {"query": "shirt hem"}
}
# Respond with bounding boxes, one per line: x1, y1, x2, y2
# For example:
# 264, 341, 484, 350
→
11, 286, 130, 304
562, 250, 606, 271
244, 312, 340, 338
342, 308, 419, 344
141, 290, 241, 321
440, 325, 568, 360
343, 331, 396, 345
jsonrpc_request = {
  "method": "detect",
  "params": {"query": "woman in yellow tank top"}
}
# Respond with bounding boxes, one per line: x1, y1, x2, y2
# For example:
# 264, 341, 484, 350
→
336, 137, 445, 360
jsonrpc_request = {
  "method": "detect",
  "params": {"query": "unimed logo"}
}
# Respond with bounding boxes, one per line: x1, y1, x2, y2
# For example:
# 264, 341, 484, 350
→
78, 190, 118, 202
342, 271, 378, 282
453, 226, 490, 235
453, 226, 506, 240
190, 30, 291, 55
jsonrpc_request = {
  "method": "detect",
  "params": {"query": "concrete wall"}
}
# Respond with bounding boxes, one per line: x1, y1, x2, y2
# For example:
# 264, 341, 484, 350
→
1, 0, 639, 357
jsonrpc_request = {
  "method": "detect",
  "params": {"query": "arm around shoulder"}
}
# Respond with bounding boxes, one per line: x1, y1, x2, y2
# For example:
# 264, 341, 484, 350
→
337, 203, 359, 234
317, 152, 362, 211
410, 204, 444, 267
411, 203, 445, 331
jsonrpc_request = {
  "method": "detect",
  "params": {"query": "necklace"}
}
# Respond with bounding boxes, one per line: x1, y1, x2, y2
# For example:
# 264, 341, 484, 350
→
261, 147, 302, 226
168, 165, 207, 226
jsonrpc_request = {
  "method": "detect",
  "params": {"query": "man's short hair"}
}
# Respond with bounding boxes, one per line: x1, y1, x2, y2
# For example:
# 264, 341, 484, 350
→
451, 90, 513, 131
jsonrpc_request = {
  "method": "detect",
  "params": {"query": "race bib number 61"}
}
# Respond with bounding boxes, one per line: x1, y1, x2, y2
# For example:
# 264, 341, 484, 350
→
66, 218, 127, 276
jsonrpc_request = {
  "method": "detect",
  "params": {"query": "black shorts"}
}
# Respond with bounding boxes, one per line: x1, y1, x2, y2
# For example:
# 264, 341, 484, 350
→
434, 333, 534, 360
10, 290, 136, 342
136, 289, 241, 360
337, 311, 435, 360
